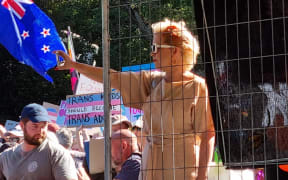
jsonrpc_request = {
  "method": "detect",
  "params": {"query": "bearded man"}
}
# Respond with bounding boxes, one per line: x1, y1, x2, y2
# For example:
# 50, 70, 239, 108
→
0, 103, 78, 180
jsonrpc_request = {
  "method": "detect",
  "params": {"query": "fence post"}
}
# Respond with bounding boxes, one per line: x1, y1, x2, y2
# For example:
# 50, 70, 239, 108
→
101, 0, 111, 179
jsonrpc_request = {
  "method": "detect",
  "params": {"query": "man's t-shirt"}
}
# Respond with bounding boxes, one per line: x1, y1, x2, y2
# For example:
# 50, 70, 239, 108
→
0, 138, 77, 180
114, 153, 141, 180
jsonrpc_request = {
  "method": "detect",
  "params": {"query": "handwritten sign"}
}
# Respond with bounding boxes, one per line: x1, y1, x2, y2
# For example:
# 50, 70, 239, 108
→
75, 74, 103, 95
65, 91, 121, 127
121, 106, 143, 123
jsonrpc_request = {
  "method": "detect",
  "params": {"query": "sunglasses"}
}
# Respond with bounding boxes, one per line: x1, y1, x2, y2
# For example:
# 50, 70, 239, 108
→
6, 136, 21, 143
132, 126, 142, 131
151, 43, 175, 54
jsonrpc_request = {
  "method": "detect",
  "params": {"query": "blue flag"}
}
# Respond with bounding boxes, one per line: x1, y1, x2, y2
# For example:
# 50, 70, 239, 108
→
0, 0, 66, 82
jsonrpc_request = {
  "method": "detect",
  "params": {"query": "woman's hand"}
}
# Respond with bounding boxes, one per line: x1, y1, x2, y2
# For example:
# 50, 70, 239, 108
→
52, 50, 75, 70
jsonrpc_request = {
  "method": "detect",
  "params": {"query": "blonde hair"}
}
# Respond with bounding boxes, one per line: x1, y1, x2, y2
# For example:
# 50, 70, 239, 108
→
151, 19, 200, 70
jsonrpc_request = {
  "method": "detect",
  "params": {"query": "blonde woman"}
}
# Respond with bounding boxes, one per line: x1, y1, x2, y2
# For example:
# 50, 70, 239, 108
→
54, 19, 215, 180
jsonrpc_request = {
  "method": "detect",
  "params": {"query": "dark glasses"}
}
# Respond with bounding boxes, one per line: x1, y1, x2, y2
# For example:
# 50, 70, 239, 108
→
151, 43, 175, 54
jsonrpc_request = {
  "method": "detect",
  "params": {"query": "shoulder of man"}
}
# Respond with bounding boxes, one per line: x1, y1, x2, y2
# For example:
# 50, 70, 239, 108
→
45, 139, 78, 179
126, 152, 141, 161
0, 143, 21, 172
39, 139, 71, 162
114, 153, 141, 180
121, 153, 141, 172
44, 139, 69, 153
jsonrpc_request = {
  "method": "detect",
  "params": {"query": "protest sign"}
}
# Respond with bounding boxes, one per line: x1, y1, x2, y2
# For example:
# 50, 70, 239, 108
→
5, 120, 19, 131
87, 138, 105, 174
121, 106, 143, 123
121, 63, 155, 72
65, 91, 121, 127
75, 74, 103, 95
56, 100, 67, 127
43, 102, 59, 123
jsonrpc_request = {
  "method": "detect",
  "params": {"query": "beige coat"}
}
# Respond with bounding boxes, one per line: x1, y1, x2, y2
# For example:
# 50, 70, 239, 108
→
118, 71, 214, 180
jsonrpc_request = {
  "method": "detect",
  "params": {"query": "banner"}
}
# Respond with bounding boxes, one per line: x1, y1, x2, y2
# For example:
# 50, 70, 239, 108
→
86, 138, 105, 174
65, 91, 121, 127
121, 106, 143, 123
56, 100, 67, 127
75, 74, 103, 95
5, 120, 19, 131
43, 102, 59, 123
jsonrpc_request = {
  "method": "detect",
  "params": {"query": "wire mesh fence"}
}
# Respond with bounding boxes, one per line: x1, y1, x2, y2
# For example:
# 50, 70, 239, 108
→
36, 0, 288, 179
196, 0, 288, 179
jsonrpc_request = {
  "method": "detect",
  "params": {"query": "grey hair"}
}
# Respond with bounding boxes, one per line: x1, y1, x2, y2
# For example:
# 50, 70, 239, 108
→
56, 128, 73, 149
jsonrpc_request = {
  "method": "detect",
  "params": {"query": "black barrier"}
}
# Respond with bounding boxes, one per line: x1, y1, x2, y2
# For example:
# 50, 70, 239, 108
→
194, 0, 288, 168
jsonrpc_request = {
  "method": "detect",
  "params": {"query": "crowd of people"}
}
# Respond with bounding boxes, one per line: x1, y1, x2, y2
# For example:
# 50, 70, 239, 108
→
0, 103, 145, 180
0, 103, 78, 180
0, 19, 215, 180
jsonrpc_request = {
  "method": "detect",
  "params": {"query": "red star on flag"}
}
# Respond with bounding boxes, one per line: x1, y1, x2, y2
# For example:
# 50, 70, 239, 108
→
40, 28, 50, 38
21, 30, 29, 39
41, 45, 50, 53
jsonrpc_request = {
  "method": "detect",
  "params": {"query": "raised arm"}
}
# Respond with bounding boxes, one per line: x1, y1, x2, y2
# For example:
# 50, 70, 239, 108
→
54, 50, 152, 109
53, 50, 120, 90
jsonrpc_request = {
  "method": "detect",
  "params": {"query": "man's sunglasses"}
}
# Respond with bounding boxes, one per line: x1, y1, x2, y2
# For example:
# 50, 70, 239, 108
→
151, 43, 175, 54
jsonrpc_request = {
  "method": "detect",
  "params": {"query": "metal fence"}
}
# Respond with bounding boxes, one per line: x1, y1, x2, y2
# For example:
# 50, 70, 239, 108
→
196, 0, 288, 179
38, 0, 288, 179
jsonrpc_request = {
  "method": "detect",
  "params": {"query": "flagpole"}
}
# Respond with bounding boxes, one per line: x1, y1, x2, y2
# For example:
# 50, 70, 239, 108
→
67, 26, 79, 95
102, 0, 112, 179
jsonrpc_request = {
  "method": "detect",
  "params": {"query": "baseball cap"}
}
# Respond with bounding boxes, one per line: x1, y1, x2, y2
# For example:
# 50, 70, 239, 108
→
20, 103, 51, 123
111, 114, 132, 128
132, 116, 143, 129
4, 125, 23, 137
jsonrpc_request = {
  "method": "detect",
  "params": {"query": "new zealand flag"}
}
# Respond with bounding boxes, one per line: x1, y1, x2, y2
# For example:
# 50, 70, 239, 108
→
0, 0, 66, 82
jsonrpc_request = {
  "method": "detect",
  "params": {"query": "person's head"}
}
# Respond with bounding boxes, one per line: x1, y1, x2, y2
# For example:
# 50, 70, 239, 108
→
48, 123, 60, 133
19, 103, 50, 146
3, 125, 23, 144
46, 123, 60, 143
111, 129, 138, 167
131, 116, 143, 138
151, 19, 200, 71
111, 115, 132, 132
56, 128, 73, 149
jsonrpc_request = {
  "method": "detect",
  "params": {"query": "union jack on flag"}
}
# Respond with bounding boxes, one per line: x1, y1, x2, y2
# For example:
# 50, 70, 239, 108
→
0, 0, 66, 82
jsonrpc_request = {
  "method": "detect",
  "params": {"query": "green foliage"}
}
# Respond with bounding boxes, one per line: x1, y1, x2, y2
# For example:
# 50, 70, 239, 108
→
0, 46, 72, 122
44, 0, 102, 65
